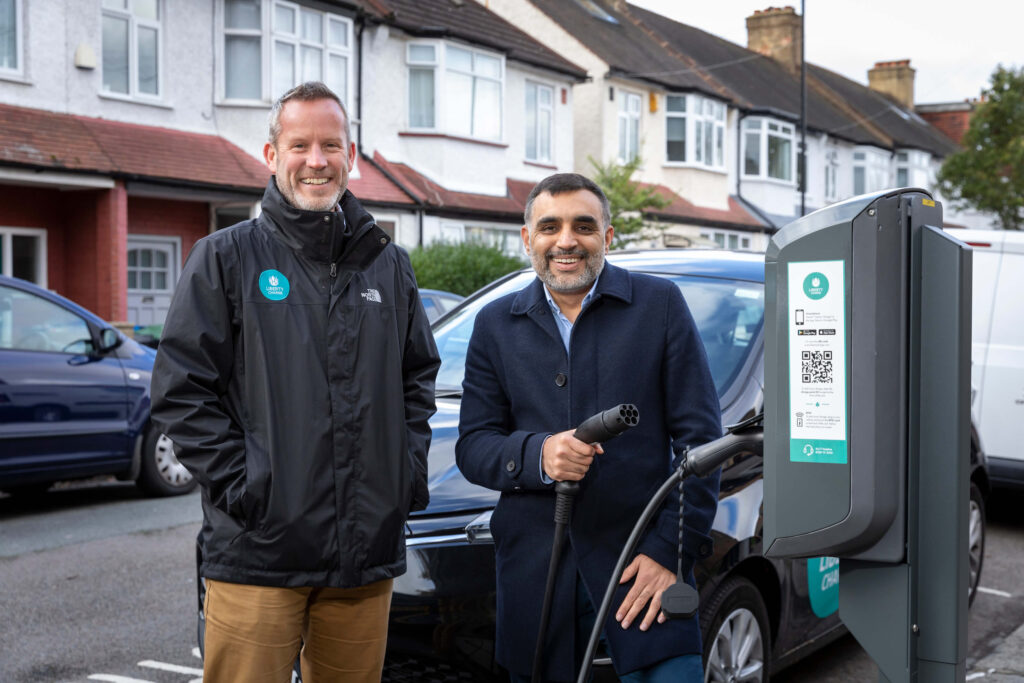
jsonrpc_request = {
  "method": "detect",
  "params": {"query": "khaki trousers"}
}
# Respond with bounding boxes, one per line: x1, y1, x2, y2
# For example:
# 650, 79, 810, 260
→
202, 577, 394, 683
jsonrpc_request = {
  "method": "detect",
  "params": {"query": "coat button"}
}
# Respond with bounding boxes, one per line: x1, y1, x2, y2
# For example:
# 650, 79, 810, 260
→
323, 215, 330, 222
555, 373, 567, 387
506, 460, 516, 472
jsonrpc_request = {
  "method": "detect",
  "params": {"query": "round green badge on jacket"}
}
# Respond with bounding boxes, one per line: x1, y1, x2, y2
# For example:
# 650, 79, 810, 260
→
259, 269, 290, 301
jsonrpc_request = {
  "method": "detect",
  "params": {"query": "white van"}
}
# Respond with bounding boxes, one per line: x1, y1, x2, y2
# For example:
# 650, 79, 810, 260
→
954, 229, 1024, 489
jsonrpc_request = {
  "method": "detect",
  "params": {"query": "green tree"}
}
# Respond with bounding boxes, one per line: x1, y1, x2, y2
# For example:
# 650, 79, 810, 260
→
938, 65, 1024, 231
409, 241, 524, 297
589, 155, 671, 248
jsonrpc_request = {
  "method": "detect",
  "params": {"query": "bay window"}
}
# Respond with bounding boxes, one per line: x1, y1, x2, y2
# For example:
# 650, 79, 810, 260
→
222, 0, 352, 105
407, 42, 504, 142
742, 117, 795, 182
665, 94, 725, 169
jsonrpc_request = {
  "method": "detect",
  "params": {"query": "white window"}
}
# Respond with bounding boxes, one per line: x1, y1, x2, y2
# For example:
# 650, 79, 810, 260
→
0, 227, 47, 286
742, 117, 794, 182
666, 95, 686, 162
895, 151, 909, 187
666, 94, 726, 169
824, 149, 839, 202
0, 0, 23, 78
618, 90, 641, 163
407, 42, 504, 142
102, 0, 162, 98
853, 147, 889, 195
700, 229, 752, 251
693, 96, 725, 168
525, 81, 554, 163
222, 0, 352, 104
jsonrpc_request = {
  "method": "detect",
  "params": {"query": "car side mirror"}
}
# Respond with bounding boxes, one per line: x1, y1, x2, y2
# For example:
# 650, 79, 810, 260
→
98, 328, 122, 353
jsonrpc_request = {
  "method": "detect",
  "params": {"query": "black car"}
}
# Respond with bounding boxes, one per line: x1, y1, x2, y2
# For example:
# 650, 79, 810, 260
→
382, 249, 989, 682
0, 275, 195, 497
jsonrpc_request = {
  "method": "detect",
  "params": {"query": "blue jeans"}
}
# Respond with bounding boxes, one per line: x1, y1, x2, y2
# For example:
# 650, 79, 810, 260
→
512, 576, 703, 682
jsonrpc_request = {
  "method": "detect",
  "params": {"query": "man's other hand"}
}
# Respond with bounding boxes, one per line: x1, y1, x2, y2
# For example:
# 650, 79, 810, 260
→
615, 554, 676, 631
542, 430, 602, 481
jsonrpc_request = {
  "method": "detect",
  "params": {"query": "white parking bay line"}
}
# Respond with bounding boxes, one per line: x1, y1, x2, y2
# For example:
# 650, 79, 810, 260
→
138, 660, 205, 675
966, 672, 987, 681
192, 647, 201, 659
88, 676, 153, 683
977, 586, 1013, 598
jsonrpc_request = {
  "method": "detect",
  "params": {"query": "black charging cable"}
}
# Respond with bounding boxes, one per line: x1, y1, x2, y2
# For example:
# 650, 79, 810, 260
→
573, 414, 764, 683
531, 404, 640, 683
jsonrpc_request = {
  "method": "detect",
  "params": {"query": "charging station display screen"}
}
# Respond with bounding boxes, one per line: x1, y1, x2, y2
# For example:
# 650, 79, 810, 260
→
788, 260, 848, 464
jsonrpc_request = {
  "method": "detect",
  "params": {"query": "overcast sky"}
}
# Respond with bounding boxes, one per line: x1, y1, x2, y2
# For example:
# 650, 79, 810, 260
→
627, 0, 1018, 105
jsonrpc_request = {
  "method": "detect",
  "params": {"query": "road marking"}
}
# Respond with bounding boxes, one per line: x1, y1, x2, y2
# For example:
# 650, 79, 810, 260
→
977, 586, 1013, 598
88, 676, 154, 683
191, 647, 201, 659
138, 660, 204, 675
966, 673, 986, 680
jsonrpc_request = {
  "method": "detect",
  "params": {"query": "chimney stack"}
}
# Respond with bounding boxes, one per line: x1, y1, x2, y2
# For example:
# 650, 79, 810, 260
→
868, 60, 916, 109
746, 6, 802, 73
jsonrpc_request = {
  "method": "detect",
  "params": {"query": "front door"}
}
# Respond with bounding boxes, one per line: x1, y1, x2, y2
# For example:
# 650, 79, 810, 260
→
126, 237, 179, 327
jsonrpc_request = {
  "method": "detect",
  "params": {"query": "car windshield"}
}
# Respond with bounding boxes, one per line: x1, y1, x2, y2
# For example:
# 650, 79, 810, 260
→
432, 270, 764, 397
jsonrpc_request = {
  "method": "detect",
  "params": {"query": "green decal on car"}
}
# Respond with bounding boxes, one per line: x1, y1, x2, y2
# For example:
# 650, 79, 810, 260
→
807, 556, 840, 617
259, 269, 290, 301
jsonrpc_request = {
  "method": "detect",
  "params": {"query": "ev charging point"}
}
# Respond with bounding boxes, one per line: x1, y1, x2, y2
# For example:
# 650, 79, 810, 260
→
763, 189, 972, 682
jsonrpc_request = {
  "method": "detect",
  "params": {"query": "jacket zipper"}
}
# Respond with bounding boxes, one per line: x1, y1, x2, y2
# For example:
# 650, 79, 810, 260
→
330, 262, 337, 278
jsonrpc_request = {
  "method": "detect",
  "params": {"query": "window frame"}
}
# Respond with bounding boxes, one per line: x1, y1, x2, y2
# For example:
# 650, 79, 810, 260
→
525, 79, 554, 163
0, 226, 48, 287
699, 229, 753, 252
101, 0, 163, 101
852, 146, 890, 196
406, 40, 505, 143
617, 89, 641, 163
219, 0, 353, 108
824, 149, 839, 202
0, 0, 24, 80
664, 94, 726, 171
741, 116, 796, 184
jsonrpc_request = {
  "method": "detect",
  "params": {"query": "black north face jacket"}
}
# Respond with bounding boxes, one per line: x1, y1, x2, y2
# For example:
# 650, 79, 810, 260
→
152, 179, 440, 588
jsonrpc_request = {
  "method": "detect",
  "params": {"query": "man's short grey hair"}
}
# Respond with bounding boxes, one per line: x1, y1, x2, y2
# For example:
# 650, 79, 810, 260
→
268, 81, 351, 147
523, 173, 611, 229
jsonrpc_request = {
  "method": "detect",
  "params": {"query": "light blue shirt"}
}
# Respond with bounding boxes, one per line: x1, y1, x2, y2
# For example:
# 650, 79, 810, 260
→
539, 279, 600, 483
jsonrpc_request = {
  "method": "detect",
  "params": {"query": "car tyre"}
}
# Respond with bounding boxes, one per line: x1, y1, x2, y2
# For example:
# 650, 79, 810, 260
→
137, 428, 197, 496
701, 576, 770, 683
968, 482, 985, 607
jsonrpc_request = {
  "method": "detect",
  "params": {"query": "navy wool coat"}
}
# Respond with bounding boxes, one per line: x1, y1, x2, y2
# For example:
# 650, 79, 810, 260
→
456, 263, 722, 681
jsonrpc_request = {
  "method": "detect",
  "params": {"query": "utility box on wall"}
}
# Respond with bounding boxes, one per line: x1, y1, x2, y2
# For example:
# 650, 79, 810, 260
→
763, 188, 972, 683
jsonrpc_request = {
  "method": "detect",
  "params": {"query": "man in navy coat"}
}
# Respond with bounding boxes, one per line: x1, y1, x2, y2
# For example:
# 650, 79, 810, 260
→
456, 173, 722, 682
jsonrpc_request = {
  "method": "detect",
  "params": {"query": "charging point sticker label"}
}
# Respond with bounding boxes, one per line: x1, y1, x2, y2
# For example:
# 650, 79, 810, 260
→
788, 260, 847, 464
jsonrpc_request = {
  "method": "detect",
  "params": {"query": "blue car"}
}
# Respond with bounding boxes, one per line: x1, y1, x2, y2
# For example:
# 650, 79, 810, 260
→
0, 275, 194, 497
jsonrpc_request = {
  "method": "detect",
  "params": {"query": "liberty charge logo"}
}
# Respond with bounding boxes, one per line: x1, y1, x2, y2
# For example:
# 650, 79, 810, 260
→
259, 269, 290, 301
803, 272, 829, 300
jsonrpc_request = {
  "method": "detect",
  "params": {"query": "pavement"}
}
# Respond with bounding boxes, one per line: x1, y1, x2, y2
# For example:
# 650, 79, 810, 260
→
971, 622, 1024, 682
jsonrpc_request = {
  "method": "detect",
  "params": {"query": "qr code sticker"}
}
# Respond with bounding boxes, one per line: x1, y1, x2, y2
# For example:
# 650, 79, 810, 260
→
801, 350, 833, 383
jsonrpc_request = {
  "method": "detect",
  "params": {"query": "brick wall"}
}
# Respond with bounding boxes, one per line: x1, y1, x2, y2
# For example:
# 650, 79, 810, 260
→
127, 196, 210, 266
918, 109, 971, 146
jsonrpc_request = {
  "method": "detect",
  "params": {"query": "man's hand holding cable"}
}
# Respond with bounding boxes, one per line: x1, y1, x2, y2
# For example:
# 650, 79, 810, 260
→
615, 554, 676, 631
542, 430, 603, 481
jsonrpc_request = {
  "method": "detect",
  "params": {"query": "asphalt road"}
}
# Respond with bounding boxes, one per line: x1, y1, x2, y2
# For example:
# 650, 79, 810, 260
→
1, 482, 1021, 682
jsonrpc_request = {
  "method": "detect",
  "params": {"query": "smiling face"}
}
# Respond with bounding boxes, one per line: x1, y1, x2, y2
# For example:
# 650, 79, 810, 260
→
521, 189, 614, 295
263, 98, 356, 212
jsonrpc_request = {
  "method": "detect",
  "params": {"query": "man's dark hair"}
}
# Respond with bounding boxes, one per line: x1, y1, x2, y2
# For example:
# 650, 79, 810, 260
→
268, 81, 351, 147
523, 173, 611, 229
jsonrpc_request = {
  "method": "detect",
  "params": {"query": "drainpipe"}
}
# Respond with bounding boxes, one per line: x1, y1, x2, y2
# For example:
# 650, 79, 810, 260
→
799, 0, 807, 216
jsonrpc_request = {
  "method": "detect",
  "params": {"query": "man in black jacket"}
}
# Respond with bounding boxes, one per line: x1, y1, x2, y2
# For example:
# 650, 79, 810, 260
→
151, 82, 440, 683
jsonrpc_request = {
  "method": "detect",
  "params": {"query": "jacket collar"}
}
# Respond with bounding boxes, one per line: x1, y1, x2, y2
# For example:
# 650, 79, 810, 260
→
258, 177, 391, 270
510, 262, 633, 316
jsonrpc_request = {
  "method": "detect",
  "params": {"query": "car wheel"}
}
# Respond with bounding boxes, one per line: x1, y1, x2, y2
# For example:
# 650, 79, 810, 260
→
968, 482, 985, 607
137, 429, 196, 497
701, 576, 771, 683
